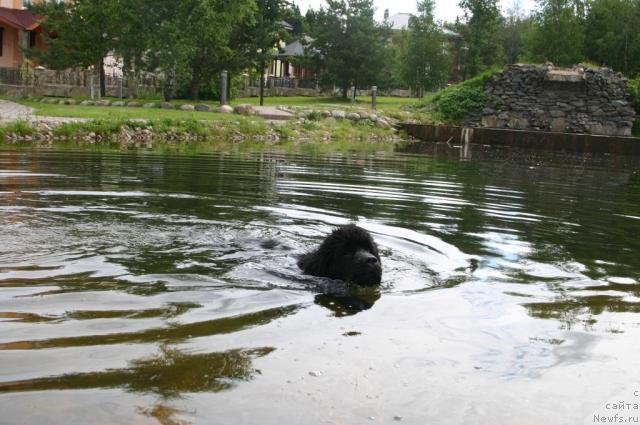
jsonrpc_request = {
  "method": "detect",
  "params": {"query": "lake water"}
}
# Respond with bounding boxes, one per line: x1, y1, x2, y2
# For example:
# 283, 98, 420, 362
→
0, 143, 639, 425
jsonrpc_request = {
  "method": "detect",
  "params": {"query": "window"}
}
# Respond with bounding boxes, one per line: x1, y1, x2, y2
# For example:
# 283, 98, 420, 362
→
29, 31, 36, 48
0, 28, 4, 57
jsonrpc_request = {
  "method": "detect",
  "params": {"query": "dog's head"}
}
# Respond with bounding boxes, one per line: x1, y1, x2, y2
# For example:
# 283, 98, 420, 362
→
299, 224, 382, 286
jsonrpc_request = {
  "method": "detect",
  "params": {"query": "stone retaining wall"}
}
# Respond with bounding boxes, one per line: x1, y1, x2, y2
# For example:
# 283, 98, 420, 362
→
0, 67, 163, 99
481, 65, 636, 136
401, 123, 640, 156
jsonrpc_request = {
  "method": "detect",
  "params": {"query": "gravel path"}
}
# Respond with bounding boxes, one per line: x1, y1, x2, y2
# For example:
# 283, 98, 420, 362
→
0, 99, 86, 124
0, 100, 34, 122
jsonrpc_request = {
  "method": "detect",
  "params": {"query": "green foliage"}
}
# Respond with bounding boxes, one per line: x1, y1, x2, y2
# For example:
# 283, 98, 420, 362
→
524, 0, 585, 67
585, 0, 640, 76
458, 0, 505, 78
307, 111, 324, 121
309, 0, 391, 97
400, 0, 452, 96
629, 78, 640, 113
237, 119, 269, 137
234, 0, 288, 105
426, 68, 499, 123
0, 121, 34, 139
502, 2, 533, 64
53, 120, 122, 138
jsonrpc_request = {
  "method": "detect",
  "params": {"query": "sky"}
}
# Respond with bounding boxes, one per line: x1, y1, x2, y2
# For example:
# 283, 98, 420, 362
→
292, 0, 537, 23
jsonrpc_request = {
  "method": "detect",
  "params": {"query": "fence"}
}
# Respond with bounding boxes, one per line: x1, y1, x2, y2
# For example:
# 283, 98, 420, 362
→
0, 67, 163, 98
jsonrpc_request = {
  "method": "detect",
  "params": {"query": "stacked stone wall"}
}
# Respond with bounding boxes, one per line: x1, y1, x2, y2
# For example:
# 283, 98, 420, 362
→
481, 65, 636, 136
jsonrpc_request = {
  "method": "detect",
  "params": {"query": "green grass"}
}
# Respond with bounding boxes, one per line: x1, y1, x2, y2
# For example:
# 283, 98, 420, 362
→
12, 100, 245, 122
233, 95, 419, 112
0, 120, 34, 139
9, 96, 417, 122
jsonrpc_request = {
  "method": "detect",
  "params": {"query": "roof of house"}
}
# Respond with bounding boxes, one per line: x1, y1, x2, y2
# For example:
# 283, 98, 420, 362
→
277, 36, 316, 58
279, 40, 305, 58
387, 13, 412, 30
0, 6, 39, 31
279, 20, 294, 32
385, 12, 461, 37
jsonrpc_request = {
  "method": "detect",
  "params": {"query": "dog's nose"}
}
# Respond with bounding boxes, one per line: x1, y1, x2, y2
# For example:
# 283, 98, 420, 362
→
366, 256, 378, 265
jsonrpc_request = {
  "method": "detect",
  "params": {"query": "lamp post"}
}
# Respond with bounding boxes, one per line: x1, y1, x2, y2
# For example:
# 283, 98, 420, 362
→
371, 86, 377, 111
221, 70, 228, 106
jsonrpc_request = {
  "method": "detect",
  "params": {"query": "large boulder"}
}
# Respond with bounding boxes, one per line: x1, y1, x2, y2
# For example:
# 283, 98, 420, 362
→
143, 103, 157, 108
95, 100, 111, 107
127, 101, 141, 107
219, 105, 234, 114
112, 101, 126, 107
233, 104, 257, 116
195, 104, 212, 112
160, 102, 175, 109
179, 104, 195, 111
80, 100, 95, 106
332, 110, 346, 119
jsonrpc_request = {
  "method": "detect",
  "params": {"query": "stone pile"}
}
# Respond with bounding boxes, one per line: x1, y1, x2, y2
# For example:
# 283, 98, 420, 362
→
481, 65, 636, 136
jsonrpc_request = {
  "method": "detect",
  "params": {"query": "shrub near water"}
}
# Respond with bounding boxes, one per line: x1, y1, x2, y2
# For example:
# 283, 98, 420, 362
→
629, 78, 640, 136
0, 120, 35, 139
423, 68, 500, 124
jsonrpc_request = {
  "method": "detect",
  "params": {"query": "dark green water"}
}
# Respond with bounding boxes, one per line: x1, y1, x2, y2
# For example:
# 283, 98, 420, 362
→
0, 143, 639, 425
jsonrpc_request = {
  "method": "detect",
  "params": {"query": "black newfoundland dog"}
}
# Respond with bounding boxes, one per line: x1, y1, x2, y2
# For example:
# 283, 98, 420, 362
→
298, 224, 382, 286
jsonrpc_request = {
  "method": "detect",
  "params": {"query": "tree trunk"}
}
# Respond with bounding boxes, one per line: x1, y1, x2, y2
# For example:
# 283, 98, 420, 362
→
164, 68, 175, 101
341, 85, 348, 99
190, 80, 200, 101
190, 65, 201, 101
99, 57, 106, 98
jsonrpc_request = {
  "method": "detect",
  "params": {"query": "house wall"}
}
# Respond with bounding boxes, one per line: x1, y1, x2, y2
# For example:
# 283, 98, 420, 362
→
0, 26, 19, 68
0, 0, 23, 9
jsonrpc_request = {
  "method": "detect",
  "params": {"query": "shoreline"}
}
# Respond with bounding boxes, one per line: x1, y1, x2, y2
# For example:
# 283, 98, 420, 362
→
0, 116, 402, 147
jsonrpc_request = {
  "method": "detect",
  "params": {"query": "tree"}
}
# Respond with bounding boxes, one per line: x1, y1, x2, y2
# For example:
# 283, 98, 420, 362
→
458, 0, 504, 78
310, 0, 390, 98
524, 0, 585, 67
27, 0, 121, 97
401, 0, 451, 96
235, 0, 288, 106
138, 0, 256, 101
502, 0, 532, 64
585, 0, 640, 76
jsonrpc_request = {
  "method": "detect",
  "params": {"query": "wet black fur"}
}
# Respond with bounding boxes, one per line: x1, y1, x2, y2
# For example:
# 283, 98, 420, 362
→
297, 225, 382, 286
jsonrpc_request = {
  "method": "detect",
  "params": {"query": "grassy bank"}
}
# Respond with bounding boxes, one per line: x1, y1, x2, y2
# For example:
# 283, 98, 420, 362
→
0, 115, 400, 147
12, 99, 243, 122
6, 95, 419, 121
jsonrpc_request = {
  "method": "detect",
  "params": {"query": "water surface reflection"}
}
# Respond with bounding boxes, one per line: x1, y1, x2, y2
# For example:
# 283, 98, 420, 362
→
0, 144, 639, 424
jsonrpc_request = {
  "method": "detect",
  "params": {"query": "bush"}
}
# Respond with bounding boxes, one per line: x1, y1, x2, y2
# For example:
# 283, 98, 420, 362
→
629, 78, 640, 137
424, 68, 500, 124
629, 78, 640, 113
